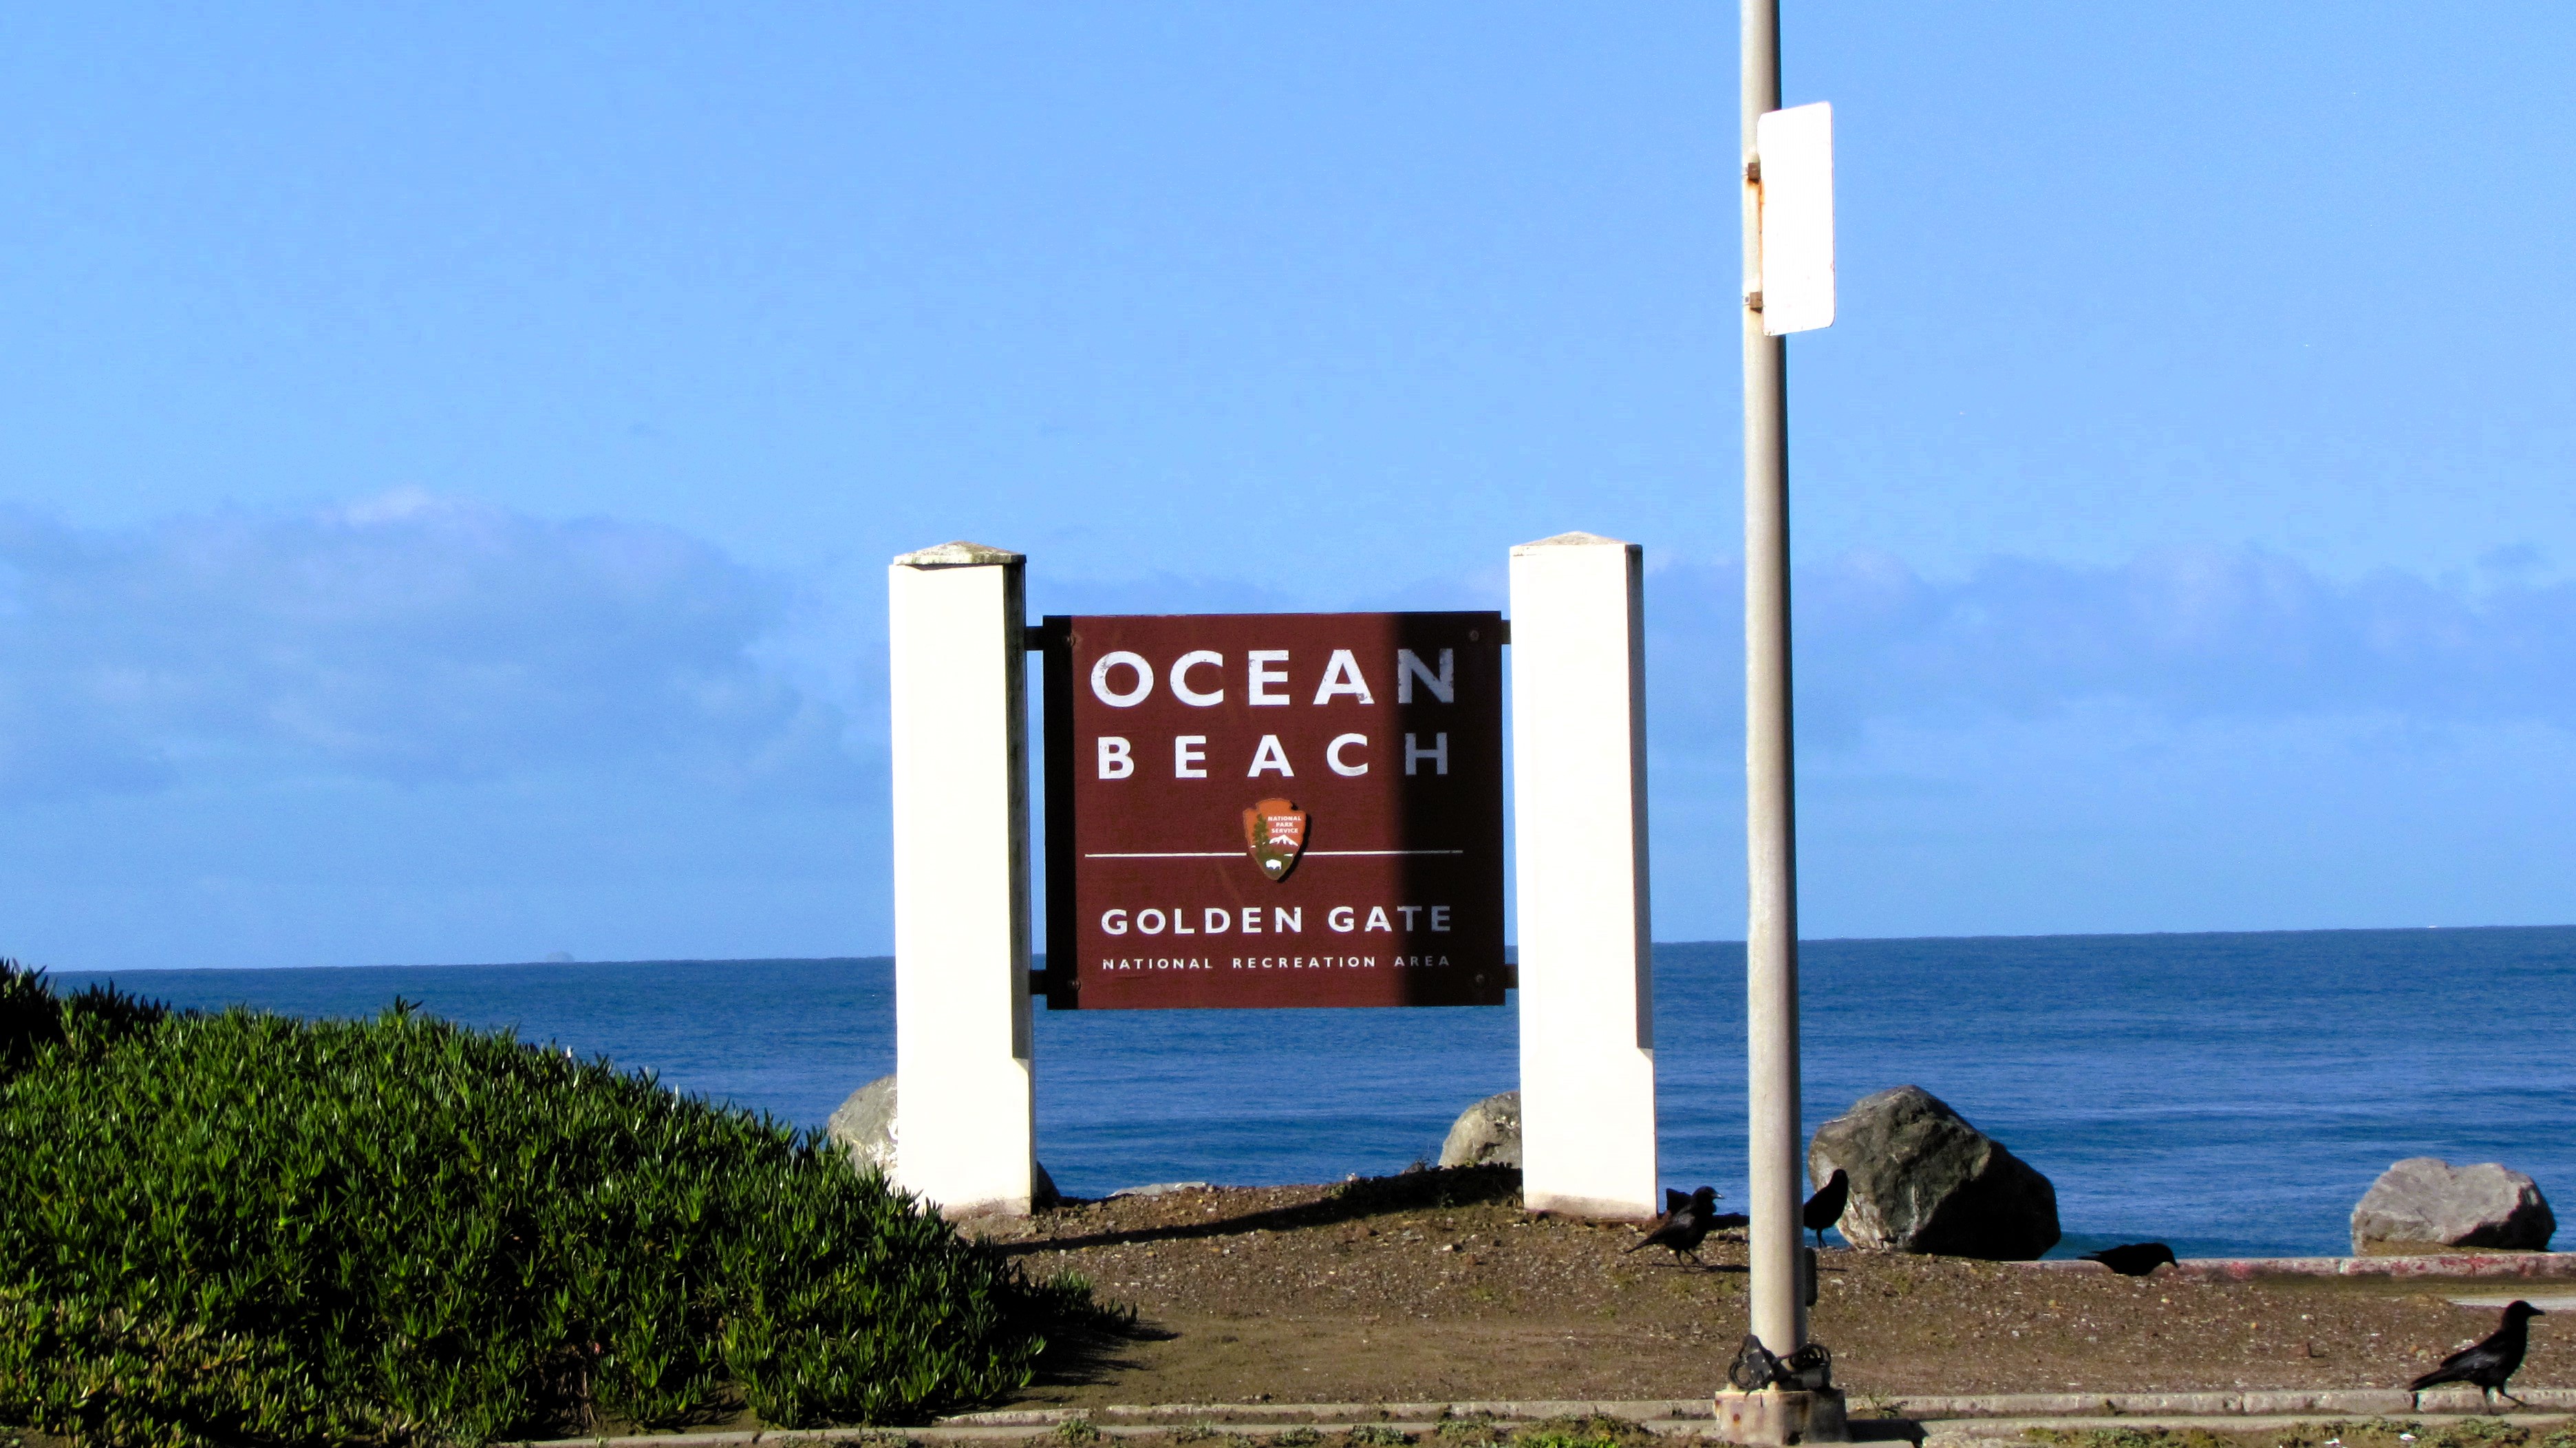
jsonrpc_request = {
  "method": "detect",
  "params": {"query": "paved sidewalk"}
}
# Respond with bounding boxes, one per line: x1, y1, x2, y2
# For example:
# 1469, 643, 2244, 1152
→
498, 1388, 2576, 1448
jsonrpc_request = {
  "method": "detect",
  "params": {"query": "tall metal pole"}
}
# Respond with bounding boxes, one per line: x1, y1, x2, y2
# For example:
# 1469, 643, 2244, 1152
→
1741, 0, 1806, 1358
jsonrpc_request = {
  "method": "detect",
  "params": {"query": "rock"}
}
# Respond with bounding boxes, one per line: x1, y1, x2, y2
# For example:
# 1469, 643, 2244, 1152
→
826, 1075, 901, 1178
2350, 1158, 2555, 1254
823, 1074, 1060, 1208
1439, 1091, 1522, 1169
1806, 1085, 2060, 1260
1109, 1181, 1212, 1199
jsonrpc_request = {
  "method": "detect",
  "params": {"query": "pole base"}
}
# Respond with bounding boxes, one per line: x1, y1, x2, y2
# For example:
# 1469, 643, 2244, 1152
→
1711, 1387, 1849, 1446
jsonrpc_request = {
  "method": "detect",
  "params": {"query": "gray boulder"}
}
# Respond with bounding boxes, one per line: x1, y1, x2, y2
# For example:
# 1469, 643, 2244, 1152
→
1807, 1085, 2060, 1260
2350, 1158, 2555, 1254
826, 1074, 901, 1178
824, 1074, 1059, 1207
1439, 1090, 1522, 1169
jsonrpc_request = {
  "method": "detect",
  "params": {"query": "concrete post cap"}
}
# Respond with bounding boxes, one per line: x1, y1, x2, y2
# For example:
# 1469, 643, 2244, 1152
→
1512, 531, 1634, 555
894, 540, 1024, 568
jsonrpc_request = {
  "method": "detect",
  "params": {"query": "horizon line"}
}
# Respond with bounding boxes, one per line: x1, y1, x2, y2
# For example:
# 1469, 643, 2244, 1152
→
37, 919, 2575, 975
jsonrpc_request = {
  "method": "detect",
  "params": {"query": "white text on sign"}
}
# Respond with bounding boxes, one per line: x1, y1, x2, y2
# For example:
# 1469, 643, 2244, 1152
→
1095, 733, 1446, 779
1088, 648, 1455, 708
1097, 904, 1453, 935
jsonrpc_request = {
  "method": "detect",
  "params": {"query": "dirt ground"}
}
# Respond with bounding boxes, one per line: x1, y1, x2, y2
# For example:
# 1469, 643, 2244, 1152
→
975, 1169, 2573, 1408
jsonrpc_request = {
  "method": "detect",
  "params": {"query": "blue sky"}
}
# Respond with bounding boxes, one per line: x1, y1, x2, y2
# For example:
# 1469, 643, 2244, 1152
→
3, 6, 2572, 970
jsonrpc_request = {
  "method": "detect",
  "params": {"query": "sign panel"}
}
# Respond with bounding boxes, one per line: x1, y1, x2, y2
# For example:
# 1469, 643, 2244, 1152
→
1757, 100, 1835, 336
1042, 612, 1505, 1009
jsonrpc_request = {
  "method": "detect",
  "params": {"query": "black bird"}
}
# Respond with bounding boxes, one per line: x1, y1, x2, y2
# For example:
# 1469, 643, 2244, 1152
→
2411, 1300, 2546, 1407
2083, 1242, 2178, 1277
1728, 1334, 1783, 1392
1626, 1186, 1720, 1266
1803, 1169, 1851, 1246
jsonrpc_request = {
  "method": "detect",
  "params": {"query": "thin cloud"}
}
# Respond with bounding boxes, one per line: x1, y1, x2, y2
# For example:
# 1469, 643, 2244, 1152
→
9, 506, 2562, 807
1647, 546, 2576, 746
0, 496, 857, 801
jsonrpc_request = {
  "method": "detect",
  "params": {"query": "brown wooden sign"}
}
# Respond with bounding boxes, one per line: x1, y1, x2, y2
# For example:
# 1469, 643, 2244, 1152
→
1041, 612, 1505, 1009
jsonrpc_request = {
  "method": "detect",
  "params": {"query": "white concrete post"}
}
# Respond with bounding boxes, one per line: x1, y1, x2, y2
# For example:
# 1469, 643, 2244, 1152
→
1509, 532, 1658, 1220
888, 540, 1036, 1216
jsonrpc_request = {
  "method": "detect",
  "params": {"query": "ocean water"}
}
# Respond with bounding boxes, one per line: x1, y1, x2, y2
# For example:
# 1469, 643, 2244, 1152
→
56, 925, 2576, 1259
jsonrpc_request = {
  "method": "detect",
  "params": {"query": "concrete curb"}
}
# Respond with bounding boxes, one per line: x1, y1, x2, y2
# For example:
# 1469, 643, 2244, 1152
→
935, 1390, 2576, 1423
1870, 1389, 2576, 1416
941, 1402, 1708, 1426
499, 1427, 1713, 1447
2024, 1253, 2576, 1282
498, 1391, 2576, 1448
1918, 1418, 2576, 1448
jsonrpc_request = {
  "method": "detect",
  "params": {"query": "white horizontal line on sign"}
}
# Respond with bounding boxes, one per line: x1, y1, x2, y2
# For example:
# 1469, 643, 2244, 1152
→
1082, 849, 1466, 859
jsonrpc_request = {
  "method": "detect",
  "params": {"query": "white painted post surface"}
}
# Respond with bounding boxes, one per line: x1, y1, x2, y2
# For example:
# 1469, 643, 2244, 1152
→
1510, 532, 1658, 1220
888, 541, 1036, 1216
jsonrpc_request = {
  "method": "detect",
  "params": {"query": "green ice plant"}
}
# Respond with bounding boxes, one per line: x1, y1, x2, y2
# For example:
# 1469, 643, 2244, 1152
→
0, 961, 1115, 1447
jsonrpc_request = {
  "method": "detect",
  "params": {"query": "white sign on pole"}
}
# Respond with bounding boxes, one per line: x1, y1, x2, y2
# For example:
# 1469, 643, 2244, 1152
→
1755, 101, 1834, 336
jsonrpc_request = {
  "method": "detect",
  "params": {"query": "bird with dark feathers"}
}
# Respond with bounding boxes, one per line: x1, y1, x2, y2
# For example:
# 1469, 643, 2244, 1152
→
2411, 1300, 2546, 1407
1803, 1169, 1850, 1246
2083, 1242, 2178, 1277
1626, 1186, 1720, 1266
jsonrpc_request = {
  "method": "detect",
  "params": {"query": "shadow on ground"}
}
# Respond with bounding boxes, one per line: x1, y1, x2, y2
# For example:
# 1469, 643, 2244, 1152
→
998, 1166, 1527, 1257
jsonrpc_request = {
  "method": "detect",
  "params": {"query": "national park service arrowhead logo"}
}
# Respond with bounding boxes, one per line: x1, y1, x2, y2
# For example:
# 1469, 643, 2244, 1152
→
1242, 798, 1307, 882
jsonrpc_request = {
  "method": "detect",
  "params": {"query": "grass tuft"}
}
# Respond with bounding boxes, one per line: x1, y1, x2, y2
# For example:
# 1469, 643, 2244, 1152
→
1505, 1416, 1660, 1448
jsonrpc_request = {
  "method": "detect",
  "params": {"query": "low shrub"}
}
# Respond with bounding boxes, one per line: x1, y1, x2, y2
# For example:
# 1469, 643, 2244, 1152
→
1328, 1164, 1521, 1214
0, 962, 1117, 1447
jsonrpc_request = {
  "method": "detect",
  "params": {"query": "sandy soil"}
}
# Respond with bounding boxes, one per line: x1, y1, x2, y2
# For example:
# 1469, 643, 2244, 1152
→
976, 1169, 2573, 1408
